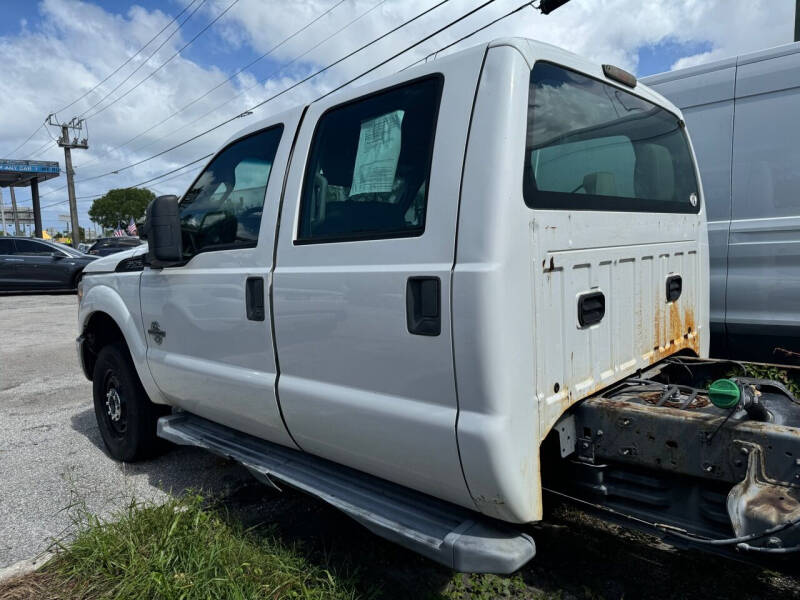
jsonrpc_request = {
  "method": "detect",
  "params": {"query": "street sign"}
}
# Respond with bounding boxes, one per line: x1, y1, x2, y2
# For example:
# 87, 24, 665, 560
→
1, 207, 34, 225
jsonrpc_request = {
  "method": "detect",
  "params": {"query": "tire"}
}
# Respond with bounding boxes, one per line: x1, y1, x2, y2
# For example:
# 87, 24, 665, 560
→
92, 342, 168, 461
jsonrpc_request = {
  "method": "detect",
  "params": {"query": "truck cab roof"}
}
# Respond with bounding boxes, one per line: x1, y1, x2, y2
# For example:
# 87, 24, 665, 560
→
221, 37, 684, 153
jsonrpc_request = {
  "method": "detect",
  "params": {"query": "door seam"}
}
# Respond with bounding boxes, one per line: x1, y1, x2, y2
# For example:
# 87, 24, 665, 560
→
450, 47, 490, 510
268, 106, 309, 452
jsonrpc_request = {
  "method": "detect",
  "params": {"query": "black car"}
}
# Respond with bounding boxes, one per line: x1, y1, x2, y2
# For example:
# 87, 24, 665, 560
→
87, 236, 143, 257
0, 237, 96, 292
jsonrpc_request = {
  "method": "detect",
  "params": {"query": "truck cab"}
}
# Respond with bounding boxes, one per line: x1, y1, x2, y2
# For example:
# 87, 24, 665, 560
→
78, 38, 722, 573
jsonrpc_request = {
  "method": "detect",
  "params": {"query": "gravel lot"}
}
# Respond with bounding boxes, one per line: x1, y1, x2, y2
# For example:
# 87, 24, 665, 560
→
0, 294, 251, 569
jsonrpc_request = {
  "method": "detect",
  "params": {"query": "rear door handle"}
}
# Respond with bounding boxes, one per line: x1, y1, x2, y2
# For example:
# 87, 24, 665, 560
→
578, 290, 605, 327
406, 277, 440, 336
245, 277, 265, 321
666, 274, 682, 303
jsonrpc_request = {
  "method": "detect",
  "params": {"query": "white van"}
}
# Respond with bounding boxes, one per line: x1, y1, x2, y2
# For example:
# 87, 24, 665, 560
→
644, 42, 800, 364
81, 38, 800, 574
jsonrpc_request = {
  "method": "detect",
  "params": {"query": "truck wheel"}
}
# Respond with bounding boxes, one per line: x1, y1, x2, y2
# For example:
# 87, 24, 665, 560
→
92, 342, 167, 462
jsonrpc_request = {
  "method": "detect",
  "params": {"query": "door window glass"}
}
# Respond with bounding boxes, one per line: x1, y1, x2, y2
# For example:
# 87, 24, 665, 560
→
0, 239, 14, 254
524, 62, 700, 213
297, 76, 443, 243
14, 240, 55, 256
180, 125, 283, 258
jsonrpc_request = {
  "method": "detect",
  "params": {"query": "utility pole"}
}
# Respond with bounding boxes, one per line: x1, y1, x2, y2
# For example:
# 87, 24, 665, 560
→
796, 0, 800, 42
9, 186, 21, 236
48, 114, 88, 248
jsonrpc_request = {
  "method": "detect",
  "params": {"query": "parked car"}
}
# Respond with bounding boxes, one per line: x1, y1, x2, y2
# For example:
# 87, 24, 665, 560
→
0, 236, 96, 292
86, 236, 143, 256
644, 41, 800, 363
76, 38, 800, 573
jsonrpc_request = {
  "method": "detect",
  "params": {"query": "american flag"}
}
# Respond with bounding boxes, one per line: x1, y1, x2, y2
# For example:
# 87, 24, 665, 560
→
113, 225, 125, 237
126, 217, 138, 236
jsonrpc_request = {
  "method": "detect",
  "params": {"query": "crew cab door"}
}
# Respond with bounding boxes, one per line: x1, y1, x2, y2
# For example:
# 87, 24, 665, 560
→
139, 110, 302, 446
272, 49, 484, 508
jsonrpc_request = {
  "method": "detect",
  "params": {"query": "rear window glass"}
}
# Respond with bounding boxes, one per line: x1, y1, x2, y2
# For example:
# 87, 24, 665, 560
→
523, 62, 700, 213
14, 239, 54, 255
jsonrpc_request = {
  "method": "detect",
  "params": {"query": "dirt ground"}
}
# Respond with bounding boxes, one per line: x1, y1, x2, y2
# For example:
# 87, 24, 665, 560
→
217, 480, 800, 600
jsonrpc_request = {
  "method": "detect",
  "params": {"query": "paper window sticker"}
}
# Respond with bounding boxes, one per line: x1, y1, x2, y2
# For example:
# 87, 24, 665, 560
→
349, 110, 404, 197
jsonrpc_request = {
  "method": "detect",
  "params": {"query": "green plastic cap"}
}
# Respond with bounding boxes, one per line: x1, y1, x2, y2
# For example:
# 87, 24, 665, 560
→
708, 379, 741, 409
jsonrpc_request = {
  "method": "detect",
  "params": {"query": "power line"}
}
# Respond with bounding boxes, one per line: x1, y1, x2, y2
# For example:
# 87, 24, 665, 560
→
60, 0, 454, 188
38, 0, 387, 201
39, 153, 213, 210
41, 0, 528, 208
4, 122, 46, 158
119, 0, 389, 161
315, 0, 504, 103
24, 139, 56, 160
55, 0, 204, 116
83, 0, 237, 120
79, 0, 209, 119
25, 123, 62, 159
4, 0, 203, 159
145, 164, 204, 191
33, 0, 566, 228
74, 0, 354, 172
407, 0, 536, 69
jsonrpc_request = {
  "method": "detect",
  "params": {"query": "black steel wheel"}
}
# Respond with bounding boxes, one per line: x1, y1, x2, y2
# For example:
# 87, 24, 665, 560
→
92, 341, 168, 462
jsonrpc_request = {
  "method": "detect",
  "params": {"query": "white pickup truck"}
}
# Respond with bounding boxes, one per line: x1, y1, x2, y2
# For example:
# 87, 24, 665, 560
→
77, 38, 800, 573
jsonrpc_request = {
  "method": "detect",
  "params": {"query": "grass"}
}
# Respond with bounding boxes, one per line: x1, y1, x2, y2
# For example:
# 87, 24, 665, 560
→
1, 484, 797, 600
0, 494, 361, 600
737, 363, 800, 398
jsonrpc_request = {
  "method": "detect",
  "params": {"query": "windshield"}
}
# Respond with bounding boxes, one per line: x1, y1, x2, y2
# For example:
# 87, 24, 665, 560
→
523, 62, 699, 213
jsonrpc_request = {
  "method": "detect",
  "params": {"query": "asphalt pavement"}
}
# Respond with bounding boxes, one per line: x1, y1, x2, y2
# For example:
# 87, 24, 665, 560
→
0, 294, 251, 568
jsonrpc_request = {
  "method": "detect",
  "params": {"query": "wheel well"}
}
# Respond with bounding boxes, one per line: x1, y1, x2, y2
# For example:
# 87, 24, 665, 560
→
81, 312, 126, 380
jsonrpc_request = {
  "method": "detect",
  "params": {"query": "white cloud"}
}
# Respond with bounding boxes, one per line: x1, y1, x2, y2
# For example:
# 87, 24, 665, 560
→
671, 50, 721, 71
0, 0, 793, 231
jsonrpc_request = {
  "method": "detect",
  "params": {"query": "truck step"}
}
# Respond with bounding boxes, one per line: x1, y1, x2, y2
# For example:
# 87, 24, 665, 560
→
157, 413, 535, 573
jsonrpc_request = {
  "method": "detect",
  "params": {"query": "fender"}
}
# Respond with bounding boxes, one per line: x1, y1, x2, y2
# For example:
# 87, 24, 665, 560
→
79, 278, 168, 406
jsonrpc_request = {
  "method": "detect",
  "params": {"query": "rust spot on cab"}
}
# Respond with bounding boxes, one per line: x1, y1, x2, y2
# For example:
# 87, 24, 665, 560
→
649, 299, 699, 364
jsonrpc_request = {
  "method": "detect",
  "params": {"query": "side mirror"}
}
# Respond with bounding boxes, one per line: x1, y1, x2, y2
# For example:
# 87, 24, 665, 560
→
141, 195, 182, 268
51, 251, 64, 259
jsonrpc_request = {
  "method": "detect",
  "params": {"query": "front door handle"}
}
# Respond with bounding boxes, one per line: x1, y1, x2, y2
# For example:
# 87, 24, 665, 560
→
246, 277, 265, 321
406, 277, 440, 336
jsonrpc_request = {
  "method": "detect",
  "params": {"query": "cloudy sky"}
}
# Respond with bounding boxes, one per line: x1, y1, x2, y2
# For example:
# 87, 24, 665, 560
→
0, 0, 794, 232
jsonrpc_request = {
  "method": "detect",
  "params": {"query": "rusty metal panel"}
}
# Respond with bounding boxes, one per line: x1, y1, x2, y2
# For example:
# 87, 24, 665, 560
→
535, 238, 701, 438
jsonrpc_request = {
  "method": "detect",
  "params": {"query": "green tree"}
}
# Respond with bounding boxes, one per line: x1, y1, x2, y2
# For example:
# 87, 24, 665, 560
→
88, 187, 154, 230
